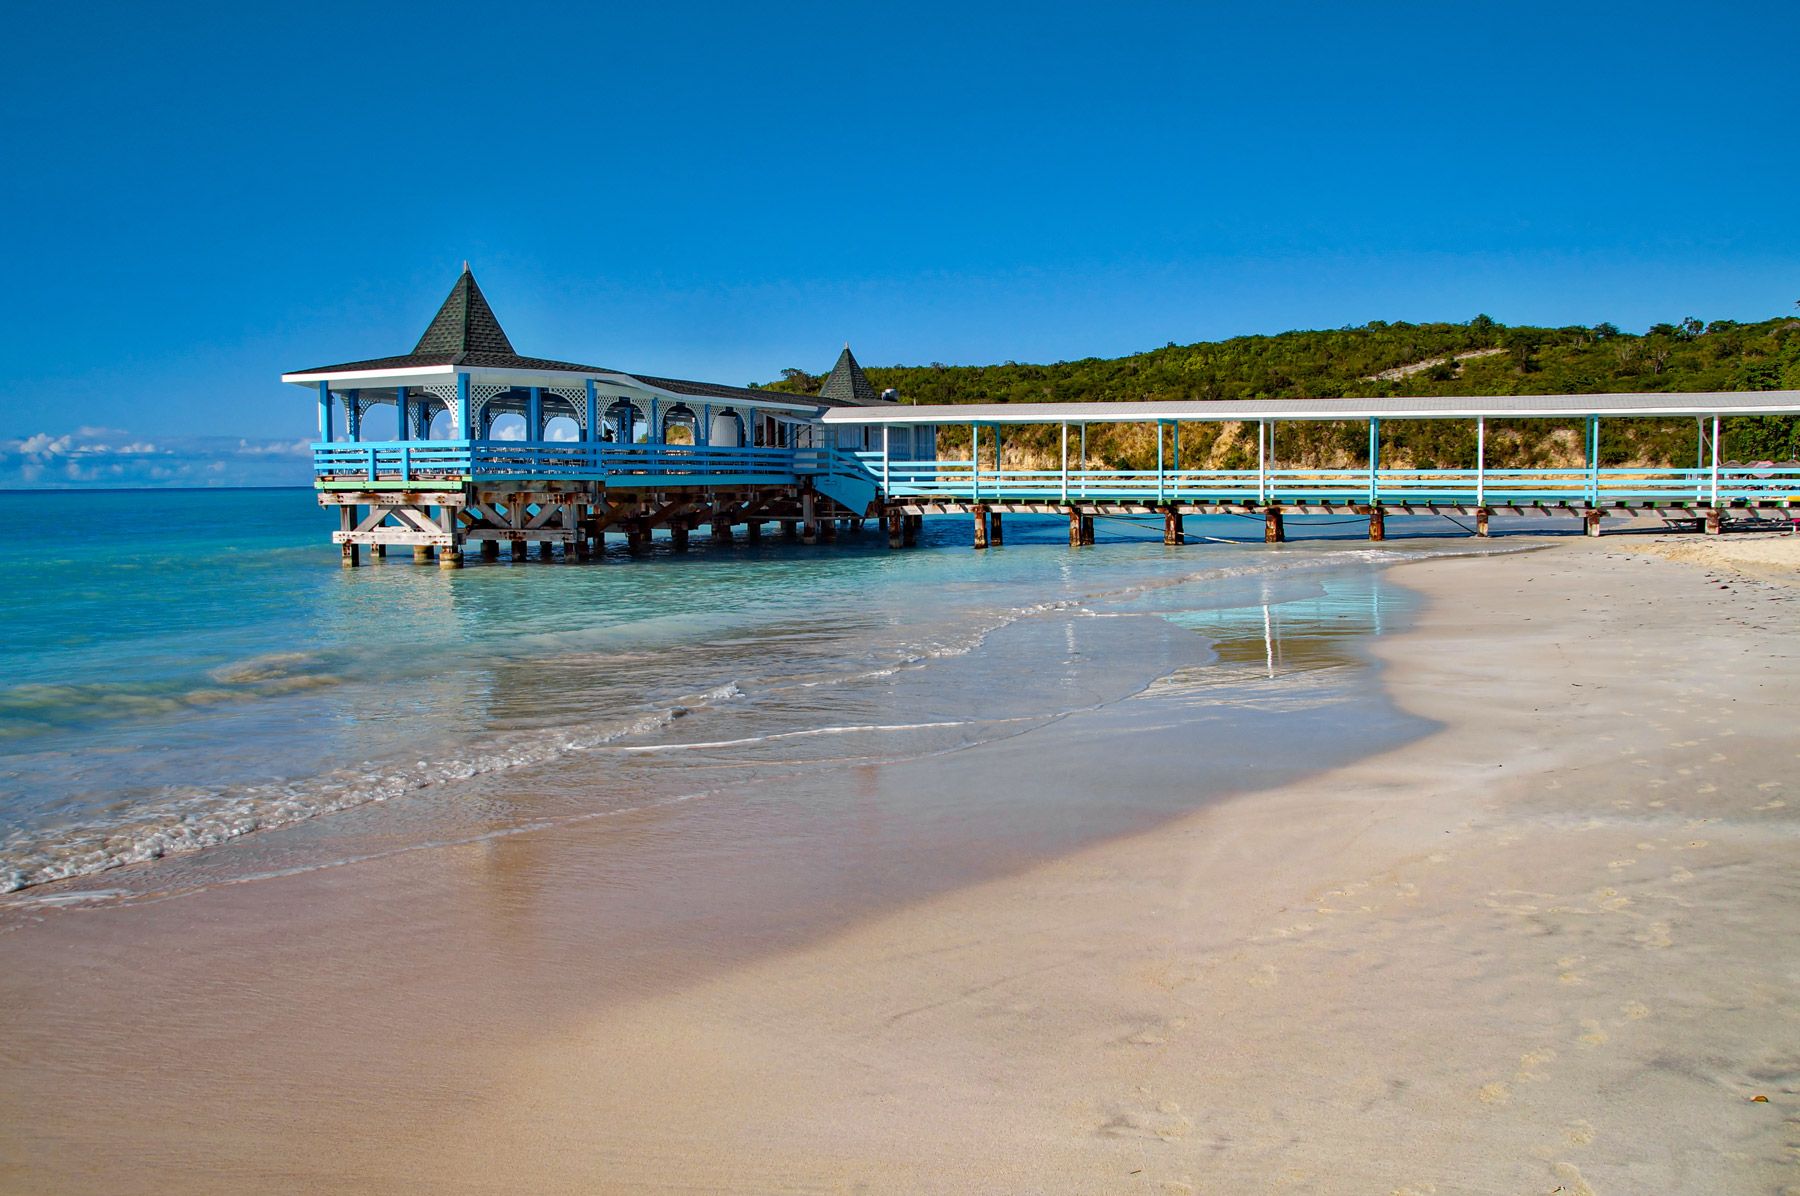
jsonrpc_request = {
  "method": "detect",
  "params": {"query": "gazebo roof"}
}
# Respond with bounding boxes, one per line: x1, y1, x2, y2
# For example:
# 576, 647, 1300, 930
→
818, 345, 885, 405
289, 267, 618, 376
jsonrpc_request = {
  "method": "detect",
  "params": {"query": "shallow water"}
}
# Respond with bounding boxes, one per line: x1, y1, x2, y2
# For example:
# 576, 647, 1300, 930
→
0, 488, 1523, 902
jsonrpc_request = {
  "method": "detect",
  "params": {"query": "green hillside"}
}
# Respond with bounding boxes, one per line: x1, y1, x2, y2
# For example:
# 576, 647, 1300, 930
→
763, 315, 1800, 470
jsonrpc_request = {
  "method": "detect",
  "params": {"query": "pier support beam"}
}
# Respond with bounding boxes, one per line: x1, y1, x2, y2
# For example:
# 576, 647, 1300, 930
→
1368, 506, 1386, 542
413, 545, 434, 564
820, 518, 838, 543
904, 514, 920, 547
538, 540, 555, 560
1265, 507, 1286, 543
1475, 507, 1490, 538
712, 517, 734, 544
438, 546, 462, 569
510, 539, 526, 561
801, 495, 818, 543
1069, 508, 1083, 547
371, 544, 386, 560
627, 522, 649, 554
341, 542, 360, 567
989, 511, 1004, 546
746, 520, 762, 542
782, 520, 799, 541
671, 523, 689, 552
1584, 509, 1603, 537
887, 511, 904, 549
972, 505, 990, 549
1163, 506, 1184, 546
1705, 509, 1722, 536
481, 540, 499, 560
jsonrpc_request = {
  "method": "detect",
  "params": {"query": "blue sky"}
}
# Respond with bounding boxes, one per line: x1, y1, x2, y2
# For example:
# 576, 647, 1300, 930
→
2, 0, 1795, 486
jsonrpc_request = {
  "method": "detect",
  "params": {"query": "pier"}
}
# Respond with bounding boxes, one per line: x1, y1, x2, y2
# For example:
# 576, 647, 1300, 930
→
289, 272, 1800, 562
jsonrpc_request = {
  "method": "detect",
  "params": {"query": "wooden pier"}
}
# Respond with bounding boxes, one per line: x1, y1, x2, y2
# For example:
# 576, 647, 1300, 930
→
289, 272, 1800, 564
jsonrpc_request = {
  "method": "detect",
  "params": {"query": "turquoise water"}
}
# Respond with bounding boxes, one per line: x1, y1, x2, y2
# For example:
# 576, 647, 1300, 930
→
0, 488, 1506, 896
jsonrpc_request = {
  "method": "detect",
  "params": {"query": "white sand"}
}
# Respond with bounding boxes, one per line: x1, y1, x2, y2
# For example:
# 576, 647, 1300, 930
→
429, 541, 1800, 1193
5, 540, 1796, 1194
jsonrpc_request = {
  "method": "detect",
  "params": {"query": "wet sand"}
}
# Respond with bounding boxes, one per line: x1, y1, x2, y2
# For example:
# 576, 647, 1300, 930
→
3, 538, 1797, 1193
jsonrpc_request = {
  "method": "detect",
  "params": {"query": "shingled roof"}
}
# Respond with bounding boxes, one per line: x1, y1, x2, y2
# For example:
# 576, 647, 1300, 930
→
289, 267, 616, 376
818, 346, 887, 405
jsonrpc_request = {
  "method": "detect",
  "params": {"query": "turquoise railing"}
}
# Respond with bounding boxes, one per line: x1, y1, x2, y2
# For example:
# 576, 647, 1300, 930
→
312, 442, 1800, 506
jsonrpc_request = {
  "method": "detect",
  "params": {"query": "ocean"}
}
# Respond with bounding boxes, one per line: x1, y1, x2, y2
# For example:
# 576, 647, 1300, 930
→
0, 487, 1515, 904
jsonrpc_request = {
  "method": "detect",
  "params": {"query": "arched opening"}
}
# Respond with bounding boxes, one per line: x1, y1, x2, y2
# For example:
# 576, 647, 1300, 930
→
489, 412, 528, 442
428, 407, 455, 439
662, 404, 698, 446
710, 408, 745, 448
604, 400, 643, 444
543, 415, 580, 442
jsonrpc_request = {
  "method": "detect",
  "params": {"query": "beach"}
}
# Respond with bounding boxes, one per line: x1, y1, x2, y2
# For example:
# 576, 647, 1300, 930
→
2, 533, 1797, 1193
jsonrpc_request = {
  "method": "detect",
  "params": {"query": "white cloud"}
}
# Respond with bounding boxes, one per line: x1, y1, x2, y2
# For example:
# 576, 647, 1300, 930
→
0, 430, 317, 489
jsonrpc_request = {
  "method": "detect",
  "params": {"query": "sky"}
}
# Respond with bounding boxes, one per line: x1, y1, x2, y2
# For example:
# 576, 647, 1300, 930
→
1, 0, 1795, 487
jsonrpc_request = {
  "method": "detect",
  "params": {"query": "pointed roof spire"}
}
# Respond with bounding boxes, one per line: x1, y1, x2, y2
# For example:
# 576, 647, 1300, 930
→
412, 268, 516, 360
819, 344, 880, 405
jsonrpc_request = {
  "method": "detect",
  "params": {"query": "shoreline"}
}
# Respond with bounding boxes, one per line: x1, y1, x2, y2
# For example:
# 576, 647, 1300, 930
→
422, 537, 1800, 1192
2, 536, 1796, 1192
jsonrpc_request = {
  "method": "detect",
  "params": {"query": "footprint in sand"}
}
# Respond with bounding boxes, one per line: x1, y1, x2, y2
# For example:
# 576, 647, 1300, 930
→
1635, 922, 1674, 949
1755, 799, 1786, 811
1607, 858, 1636, 871
1552, 1160, 1600, 1195
1097, 1100, 1192, 1142
1593, 888, 1632, 912
1477, 1081, 1510, 1105
1564, 1119, 1597, 1146
1578, 1020, 1609, 1048
1517, 1048, 1558, 1082
1619, 1001, 1652, 1021
1669, 866, 1694, 883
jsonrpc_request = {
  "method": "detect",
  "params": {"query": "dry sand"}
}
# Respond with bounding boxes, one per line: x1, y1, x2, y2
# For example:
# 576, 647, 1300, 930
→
4, 539, 1797, 1194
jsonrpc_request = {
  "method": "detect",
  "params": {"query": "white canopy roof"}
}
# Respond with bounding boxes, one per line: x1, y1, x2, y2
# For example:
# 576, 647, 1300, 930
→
821, 390, 1800, 425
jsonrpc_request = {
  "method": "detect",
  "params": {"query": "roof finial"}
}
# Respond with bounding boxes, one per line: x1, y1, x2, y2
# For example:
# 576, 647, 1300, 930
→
462, 259, 470, 274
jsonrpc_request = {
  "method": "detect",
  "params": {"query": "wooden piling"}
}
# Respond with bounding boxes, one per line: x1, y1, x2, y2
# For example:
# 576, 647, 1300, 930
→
371, 543, 387, 560
903, 514, 920, 547
509, 539, 526, 561
746, 520, 762, 542
1584, 509, 1603, 537
1264, 507, 1286, 543
481, 540, 500, 560
340, 542, 360, 567
801, 494, 819, 543
1475, 507, 1490, 538
1705, 509, 1722, 536
989, 511, 1004, 546
712, 518, 734, 543
1163, 506, 1184, 546
1069, 508, 1084, 547
438, 546, 463, 568
671, 523, 689, 551
782, 520, 799, 541
1368, 506, 1386, 542
413, 545, 434, 564
1082, 515, 1095, 546
820, 518, 838, 543
972, 505, 990, 550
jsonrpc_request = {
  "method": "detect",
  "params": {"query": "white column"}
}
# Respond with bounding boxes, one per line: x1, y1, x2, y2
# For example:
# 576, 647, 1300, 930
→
1710, 415, 1721, 506
1258, 419, 1267, 503
1476, 416, 1486, 507
1060, 422, 1069, 503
